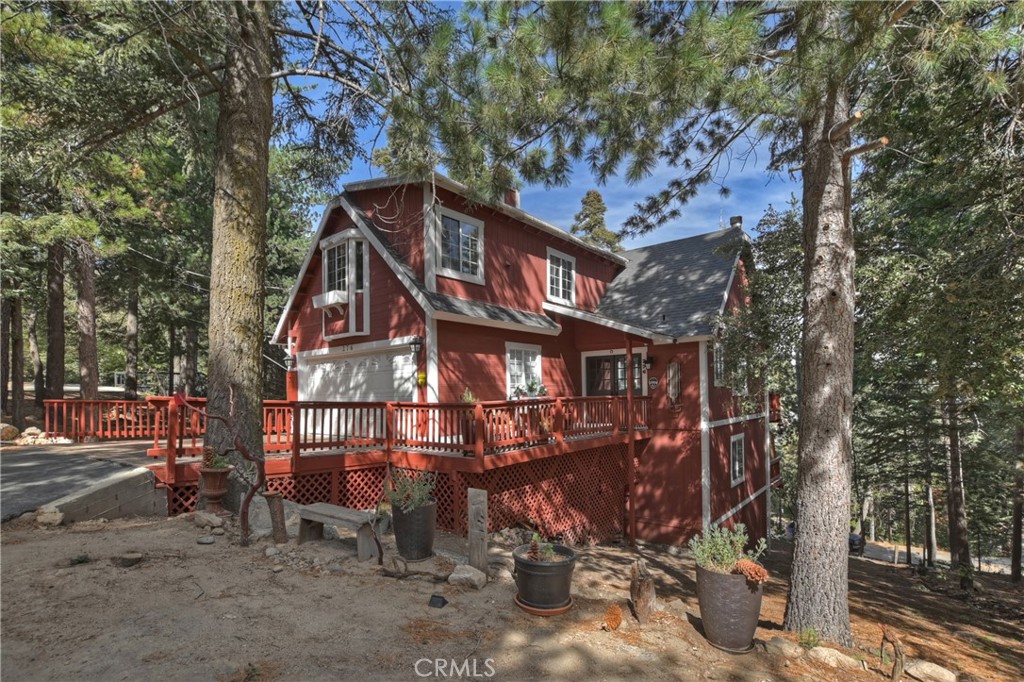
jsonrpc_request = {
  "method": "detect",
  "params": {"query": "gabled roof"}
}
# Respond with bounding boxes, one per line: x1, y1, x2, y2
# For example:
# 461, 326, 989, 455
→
595, 227, 747, 340
344, 172, 629, 267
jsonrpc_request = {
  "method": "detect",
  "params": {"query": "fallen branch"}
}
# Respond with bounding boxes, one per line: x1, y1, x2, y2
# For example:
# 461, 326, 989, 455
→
880, 623, 906, 682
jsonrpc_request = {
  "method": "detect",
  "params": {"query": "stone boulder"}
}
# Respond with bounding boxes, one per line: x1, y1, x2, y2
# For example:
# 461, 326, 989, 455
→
905, 658, 957, 682
764, 636, 804, 659
244, 492, 303, 540
807, 646, 862, 670
448, 564, 488, 589
0, 423, 19, 441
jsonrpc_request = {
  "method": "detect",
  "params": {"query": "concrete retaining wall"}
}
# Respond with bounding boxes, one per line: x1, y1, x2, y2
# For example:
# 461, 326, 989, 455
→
39, 468, 167, 523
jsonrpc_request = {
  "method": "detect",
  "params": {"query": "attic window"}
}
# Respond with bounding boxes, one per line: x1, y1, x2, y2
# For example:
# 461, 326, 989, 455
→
439, 210, 484, 285
323, 239, 365, 294
547, 247, 576, 306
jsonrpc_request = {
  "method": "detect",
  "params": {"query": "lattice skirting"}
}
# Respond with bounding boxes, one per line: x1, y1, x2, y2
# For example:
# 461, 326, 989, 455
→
265, 466, 386, 510
167, 484, 199, 516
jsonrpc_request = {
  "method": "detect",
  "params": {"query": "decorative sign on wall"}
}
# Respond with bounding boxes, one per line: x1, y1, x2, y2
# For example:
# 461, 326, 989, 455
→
648, 377, 659, 390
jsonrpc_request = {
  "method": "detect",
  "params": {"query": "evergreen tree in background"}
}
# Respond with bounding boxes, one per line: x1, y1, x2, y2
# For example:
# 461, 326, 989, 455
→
570, 190, 621, 251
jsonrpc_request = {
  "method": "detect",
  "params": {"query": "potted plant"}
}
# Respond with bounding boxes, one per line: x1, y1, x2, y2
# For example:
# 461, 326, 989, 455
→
460, 387, 478, 453
385, 467, 437, 561
199, 446, 234, 515
688, 523, 769, 653
512, 532, 577, 616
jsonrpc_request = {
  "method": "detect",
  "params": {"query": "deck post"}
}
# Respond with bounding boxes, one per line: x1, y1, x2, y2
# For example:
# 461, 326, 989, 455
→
291, 402, 301, 473
474, 402, 485, 463
625, 338, 637, 545
611, 396, 621, 433
166, 399, 178, 485
385, 402, 394, 460
553, 397, 565, 449
468, 488, 489, 574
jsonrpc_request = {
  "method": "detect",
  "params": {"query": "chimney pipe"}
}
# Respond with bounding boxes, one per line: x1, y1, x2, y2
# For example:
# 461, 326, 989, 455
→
729, 215, 743, 229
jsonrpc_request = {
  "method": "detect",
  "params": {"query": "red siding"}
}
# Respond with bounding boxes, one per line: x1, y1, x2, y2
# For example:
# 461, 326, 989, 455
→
635, 430, 703, 544
708, 418, 768, 525
433, 187, 619, 313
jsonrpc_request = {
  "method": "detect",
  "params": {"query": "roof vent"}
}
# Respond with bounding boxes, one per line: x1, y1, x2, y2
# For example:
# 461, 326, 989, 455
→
729, 215, 743, 229
503, 188, 520, 209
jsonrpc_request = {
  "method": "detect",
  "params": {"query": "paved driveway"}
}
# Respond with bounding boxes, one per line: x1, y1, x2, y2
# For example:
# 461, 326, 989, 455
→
0, 441, 151, 521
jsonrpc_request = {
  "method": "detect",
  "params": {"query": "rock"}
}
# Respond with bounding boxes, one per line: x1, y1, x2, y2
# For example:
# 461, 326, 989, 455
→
245, 492, 302, 539
196, 536, 216, 545
272, 565, 284, 573
19, 512, 36, 523
212, 527, 226, 536
23, 426, 42, 437
193, 511, 224, 529
0, 423, 19, 441
435, 548, 470, 566
111, 552, 144, 568
448, 564, 487, 590
489, 567, 514, 583
905, 658, 957, 682
265, 547, 281, 557
807, 646, 861, 670
36, 510, 64, 526
765, 636, 804, 659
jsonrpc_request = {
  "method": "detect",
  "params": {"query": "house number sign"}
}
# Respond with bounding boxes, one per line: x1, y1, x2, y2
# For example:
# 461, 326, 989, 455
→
648, 377, 659, 390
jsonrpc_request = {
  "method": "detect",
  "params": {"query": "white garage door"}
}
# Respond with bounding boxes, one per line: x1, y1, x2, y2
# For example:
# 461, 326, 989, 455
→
298, 350, 416, 403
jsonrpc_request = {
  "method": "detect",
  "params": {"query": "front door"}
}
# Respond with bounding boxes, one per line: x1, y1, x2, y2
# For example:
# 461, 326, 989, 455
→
585, 355, 643, 396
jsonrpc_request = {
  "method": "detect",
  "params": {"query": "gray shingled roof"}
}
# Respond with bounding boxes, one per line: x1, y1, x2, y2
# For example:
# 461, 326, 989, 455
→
425, 291, 561, 332
596, 227, 746, 339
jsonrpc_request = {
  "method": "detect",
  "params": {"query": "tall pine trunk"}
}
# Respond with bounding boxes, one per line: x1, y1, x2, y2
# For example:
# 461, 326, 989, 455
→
925, 481, 937, 568
1011, 424, 1022, 583
76, 240, 99, 400
944, 395, 971, 570
784, 3, 854, 646
167, 325, 176, 394
206, 0, 272, 482
10, 298, 25, 429
28, 309, 45, 408
183, 326, 198, 395
45, 241, 66, 401
1, 297, 10, 416
125, 286, 138, 401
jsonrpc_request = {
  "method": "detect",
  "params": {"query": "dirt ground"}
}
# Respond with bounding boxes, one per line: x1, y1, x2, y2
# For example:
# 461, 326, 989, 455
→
1, 515, 1021, 682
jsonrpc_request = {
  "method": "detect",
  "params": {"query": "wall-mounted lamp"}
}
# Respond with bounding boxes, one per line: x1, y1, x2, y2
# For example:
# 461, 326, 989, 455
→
643, 357, 654, 371
409, 336, 424, 356
284, 355, 295, 371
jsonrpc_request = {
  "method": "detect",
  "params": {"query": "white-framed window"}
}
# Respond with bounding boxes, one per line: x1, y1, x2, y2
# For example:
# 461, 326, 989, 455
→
321, 234, 366, 293
546, 247, 576, 305
506, 342, 542, 397
581, 348, 648, 397
713, 344, 726, 387
439, 210, 484, 285
730, 434, 745, 486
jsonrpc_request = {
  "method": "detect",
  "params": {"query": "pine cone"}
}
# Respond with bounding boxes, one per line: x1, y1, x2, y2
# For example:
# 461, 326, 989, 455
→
202, 446, 217, 468
735, 558, 769, 584
603, 604, 623, 631
528, 538, 540, 562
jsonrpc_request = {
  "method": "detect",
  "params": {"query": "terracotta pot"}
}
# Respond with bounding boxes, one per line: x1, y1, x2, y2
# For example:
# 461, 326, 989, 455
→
695, 564, 764, 653
198, 466, 233, 515
512, 543, 576, 615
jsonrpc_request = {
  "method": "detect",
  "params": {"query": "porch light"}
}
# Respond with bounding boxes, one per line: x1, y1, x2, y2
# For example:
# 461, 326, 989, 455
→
643, 357, 654, 371
409, 336, 424, 356
284, 355, 295, 371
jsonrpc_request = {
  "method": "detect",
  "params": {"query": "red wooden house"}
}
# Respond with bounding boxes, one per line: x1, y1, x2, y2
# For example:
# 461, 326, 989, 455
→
271, 173, 780, 546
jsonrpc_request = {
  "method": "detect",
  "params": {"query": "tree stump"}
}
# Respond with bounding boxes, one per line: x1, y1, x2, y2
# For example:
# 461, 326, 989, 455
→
880, 624, 906, 682
630, 558, 657, 625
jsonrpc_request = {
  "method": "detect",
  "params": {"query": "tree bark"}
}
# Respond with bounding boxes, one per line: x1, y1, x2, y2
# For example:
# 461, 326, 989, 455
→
45, 241, 66, 401
125, 286, 139, 401
1011, 424, 1023, 583
184, 326, 198, 395
205, 0, 273, 490
76, 240, 99, 400
10, 298, 25, 429
925, 482, 937, 568
1, 297, 9, 416
904, 465, 912, 566
944, 395, 971, 570
168, 324, 176, 394
784, 3, 854, 646
28, 309, 45, 408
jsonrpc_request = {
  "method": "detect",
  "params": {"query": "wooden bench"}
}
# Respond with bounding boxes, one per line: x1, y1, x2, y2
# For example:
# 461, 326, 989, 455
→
297, 503, 383, 562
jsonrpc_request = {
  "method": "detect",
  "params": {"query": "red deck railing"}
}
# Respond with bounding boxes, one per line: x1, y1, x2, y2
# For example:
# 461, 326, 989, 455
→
44, 395, 652, 478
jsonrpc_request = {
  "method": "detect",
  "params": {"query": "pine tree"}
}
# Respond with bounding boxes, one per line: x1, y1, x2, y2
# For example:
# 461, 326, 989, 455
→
571, 190, 621, 251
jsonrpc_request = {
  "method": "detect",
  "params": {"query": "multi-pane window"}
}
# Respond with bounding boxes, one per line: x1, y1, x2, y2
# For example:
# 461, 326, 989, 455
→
325, 243, 347, 292
324, 240, 366, 292
547, 249, 576, 304
585, 355, 644, 396
440, 214, 482, 279
507, 344, 541, 395
730, 434, 745, 485
713, 344, 726, 387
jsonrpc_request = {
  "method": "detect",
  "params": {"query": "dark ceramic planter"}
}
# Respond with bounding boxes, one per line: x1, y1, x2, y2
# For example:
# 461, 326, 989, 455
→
695, 564, 764, 653
198, 466, 233, 515
512, 543, 577, 615
392, 500, 436, 561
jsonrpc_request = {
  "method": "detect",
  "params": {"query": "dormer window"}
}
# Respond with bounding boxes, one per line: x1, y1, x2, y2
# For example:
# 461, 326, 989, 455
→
439, 210, 484, 285
547, 247, 576, 305
324, 239, 365, 293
